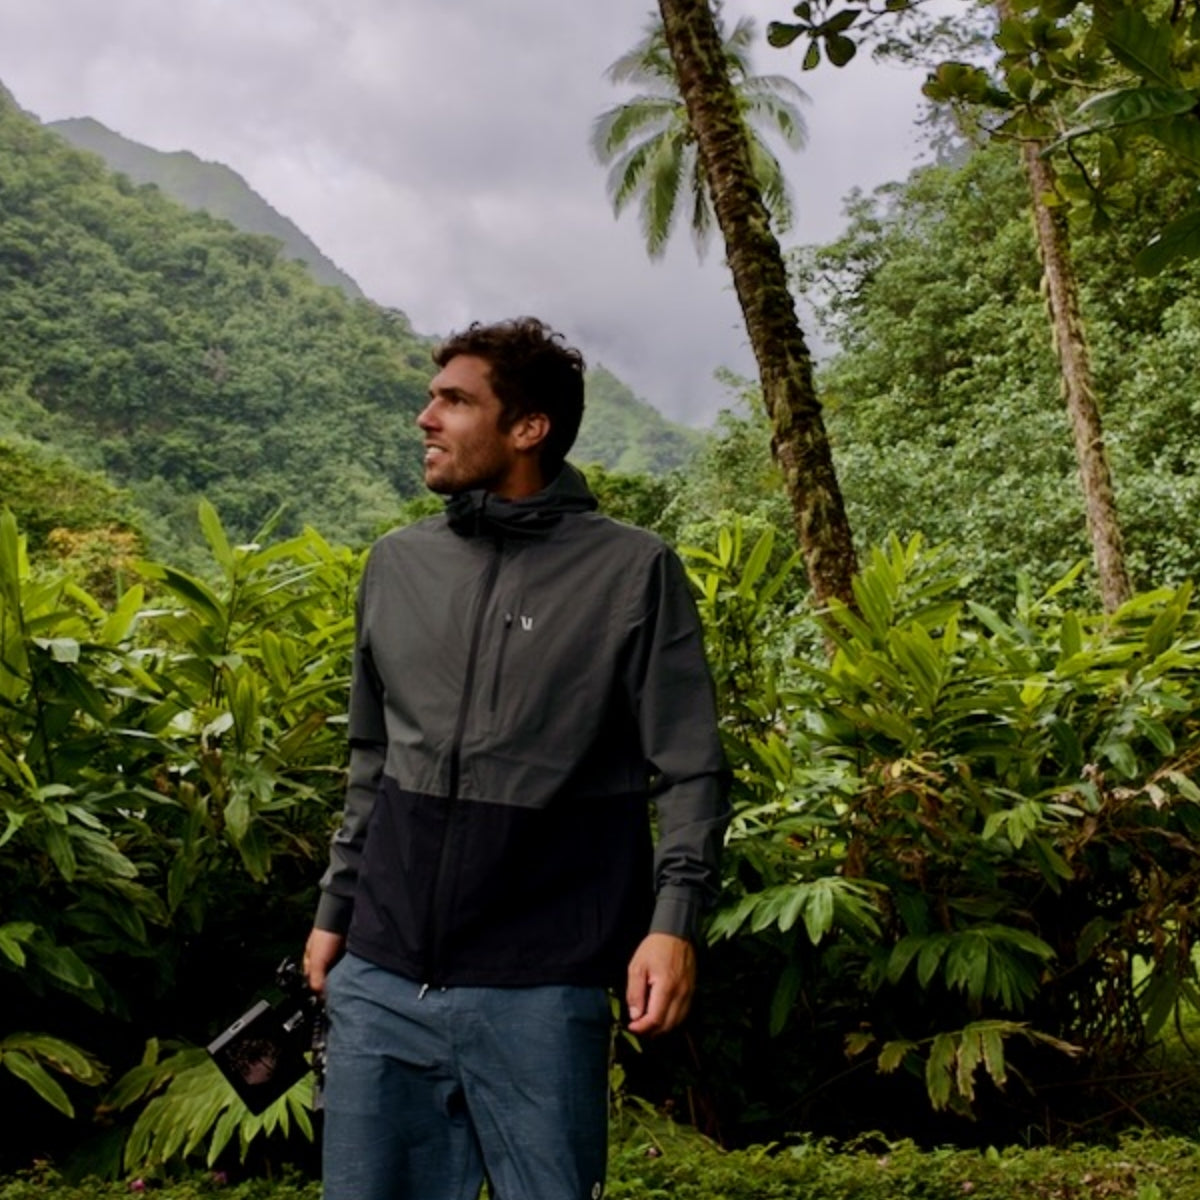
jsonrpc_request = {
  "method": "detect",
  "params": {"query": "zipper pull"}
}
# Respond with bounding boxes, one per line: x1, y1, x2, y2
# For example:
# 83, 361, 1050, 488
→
418, 983, 430, 1001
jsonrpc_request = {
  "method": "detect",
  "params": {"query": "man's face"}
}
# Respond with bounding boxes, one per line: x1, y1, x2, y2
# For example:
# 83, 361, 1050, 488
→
418, 355, 528, 497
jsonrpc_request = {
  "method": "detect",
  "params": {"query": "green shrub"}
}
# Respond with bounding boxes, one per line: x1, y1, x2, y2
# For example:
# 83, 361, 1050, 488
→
678, 529, 1200, 1142
0, 505, 358, 1172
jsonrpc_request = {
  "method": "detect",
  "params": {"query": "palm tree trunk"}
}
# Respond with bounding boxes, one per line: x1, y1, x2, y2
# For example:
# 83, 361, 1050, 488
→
657, 0, 857, 609
995, 0, 1132, 611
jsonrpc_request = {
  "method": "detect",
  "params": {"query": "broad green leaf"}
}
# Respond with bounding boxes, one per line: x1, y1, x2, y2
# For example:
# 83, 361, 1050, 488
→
1073, 86, 1196, 131
916, 935, 951, 988
956, 1025, 983, 1102
100, 585, 146, 646
1150, 113, 1200, 172
33, 637, 80, 664
31, 940, 94, 991
1103, 7, 1179, 88
1101, 739, 1138, 779
844, 1031, 874, 1059
2, 1050, 74, 1116
775, 886, 808, 935
768, 961, 803, 1036
1, 1033, 105, 1084
767, 21, 802, 49
134, 561, 227, 629
803, 879, 835, 945
1166, 770, 1200, 803
198, 499, 235, 578
737, 529, 774, 599
1059, 612, 1082, 661
980, 1025, 1007, 1087
224, 790, 253, 845
0, 922, 35, 966
1135, 207, 1200, 275
925, 1032, 955, 1110
877, 1038, 915, 1073
825, 32, 856, 66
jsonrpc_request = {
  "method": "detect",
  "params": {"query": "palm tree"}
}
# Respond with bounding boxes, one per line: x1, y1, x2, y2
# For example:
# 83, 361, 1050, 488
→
592, 10, 808, 259
653, 0, 857, 610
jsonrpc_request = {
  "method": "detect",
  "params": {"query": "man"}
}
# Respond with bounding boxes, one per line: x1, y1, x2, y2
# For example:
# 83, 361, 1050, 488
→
304, 317, 729, 1200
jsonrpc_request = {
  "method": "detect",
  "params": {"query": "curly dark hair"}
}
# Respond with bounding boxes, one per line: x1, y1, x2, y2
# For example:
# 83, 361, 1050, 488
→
432, 317, 586, 474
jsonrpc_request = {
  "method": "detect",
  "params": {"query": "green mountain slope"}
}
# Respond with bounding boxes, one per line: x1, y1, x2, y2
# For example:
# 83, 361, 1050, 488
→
0, 86, 432, 553
47, 116, 364, 299
0, 80, 700, 559
578, 367, 701, 474
43, 115, 703, 478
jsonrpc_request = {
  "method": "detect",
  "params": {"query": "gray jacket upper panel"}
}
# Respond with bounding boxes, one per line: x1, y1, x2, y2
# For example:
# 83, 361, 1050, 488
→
315, 465, 729, 974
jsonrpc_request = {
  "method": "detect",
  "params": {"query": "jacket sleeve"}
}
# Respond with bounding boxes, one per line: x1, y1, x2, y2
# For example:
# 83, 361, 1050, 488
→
623, 543, 731, 944
314, 559, 387, 934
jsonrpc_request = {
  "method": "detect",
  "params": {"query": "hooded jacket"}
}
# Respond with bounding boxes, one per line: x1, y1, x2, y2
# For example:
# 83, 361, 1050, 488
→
314, 465, 729, 988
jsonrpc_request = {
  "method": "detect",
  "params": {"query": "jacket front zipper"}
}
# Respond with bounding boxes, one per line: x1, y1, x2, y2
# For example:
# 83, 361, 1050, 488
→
489, 611, 515, 712
424, 536, 504, 985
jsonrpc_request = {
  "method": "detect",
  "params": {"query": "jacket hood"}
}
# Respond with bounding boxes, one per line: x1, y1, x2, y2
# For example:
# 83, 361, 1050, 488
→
445, 462, 598, 538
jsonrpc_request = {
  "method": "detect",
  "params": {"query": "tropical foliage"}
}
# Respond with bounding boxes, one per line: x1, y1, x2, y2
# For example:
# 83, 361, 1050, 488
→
769, 2, 1200, 272
792, 137, 1200, 606
0, 505, 357, 1174
672, 527, 1200, 1143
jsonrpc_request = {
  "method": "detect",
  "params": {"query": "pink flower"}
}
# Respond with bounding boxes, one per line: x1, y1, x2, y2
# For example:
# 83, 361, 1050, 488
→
129, 1181, 146, 1194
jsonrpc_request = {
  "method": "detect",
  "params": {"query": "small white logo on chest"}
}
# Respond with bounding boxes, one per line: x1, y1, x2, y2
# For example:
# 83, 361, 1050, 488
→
519, 615, 534, 632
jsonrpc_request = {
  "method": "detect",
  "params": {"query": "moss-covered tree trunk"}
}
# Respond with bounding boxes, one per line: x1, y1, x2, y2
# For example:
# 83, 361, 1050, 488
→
993, 0, 1131, 611
657, 0, 857, 609
1019, 141, 1131, 611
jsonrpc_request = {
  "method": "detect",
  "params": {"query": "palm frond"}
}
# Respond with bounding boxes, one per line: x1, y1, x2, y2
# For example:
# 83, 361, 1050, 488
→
605, 15, 675, 86
591, 97, 679, 162
741, 91, 809, 150
607, 138, 661, 212
640, 136, 687, 259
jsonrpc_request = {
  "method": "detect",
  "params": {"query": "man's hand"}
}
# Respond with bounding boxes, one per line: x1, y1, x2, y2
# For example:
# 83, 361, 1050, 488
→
304, 927, 346, 998
625, 932, 696, 1036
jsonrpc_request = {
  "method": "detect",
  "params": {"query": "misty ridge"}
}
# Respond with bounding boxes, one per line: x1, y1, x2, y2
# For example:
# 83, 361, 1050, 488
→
0, 81, 701, 563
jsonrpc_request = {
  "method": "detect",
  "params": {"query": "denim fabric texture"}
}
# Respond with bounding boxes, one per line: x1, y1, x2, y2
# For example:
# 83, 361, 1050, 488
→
322, 953, 611, 1200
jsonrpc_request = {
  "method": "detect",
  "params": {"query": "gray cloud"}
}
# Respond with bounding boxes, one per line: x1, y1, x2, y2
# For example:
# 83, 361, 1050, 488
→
0, 0, 934, 424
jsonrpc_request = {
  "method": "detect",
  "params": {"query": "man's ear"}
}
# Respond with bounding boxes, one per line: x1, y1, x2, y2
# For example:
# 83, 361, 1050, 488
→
512, 412, 550, 453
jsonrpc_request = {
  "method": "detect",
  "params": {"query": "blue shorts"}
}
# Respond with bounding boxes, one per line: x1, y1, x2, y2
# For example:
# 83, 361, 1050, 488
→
322, 953, 611, 1200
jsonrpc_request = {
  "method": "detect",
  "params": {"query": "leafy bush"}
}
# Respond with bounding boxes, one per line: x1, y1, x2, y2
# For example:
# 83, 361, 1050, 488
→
0, 505, 357, 1172
678, 529, 1200, 1143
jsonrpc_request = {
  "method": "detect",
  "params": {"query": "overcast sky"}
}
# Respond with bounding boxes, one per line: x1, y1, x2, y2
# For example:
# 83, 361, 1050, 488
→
0, 0, 938, 426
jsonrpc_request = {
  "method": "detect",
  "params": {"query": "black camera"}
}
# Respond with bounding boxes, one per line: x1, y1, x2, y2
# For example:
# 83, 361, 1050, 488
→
206, 958, 327, 1114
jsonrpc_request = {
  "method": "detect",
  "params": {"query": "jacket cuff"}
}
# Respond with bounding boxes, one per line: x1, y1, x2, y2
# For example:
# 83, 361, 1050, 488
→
649, 887, 703, 944
314, 890, 354, 935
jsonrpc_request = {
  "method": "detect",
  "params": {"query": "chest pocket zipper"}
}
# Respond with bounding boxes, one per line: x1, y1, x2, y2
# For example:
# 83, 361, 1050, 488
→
489, 611, 514, 713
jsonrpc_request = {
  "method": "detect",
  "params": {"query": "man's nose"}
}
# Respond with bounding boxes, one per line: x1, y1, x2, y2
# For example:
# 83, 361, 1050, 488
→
417, 402, 437, 431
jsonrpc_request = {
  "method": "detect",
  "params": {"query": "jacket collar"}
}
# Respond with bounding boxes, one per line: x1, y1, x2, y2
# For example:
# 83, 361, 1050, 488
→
445, 462, 598, 539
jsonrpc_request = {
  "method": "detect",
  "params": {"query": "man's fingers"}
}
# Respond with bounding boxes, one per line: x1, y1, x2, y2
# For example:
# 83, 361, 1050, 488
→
625, 933, 696, 1036
304, 928, 346, 998
626, 961, 650, 1022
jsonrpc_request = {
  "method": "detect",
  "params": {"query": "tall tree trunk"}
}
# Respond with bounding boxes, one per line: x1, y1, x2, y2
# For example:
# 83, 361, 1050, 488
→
1020, 143, 1131, 611
657, 0, 857, 609
996, 0, 1132, 611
